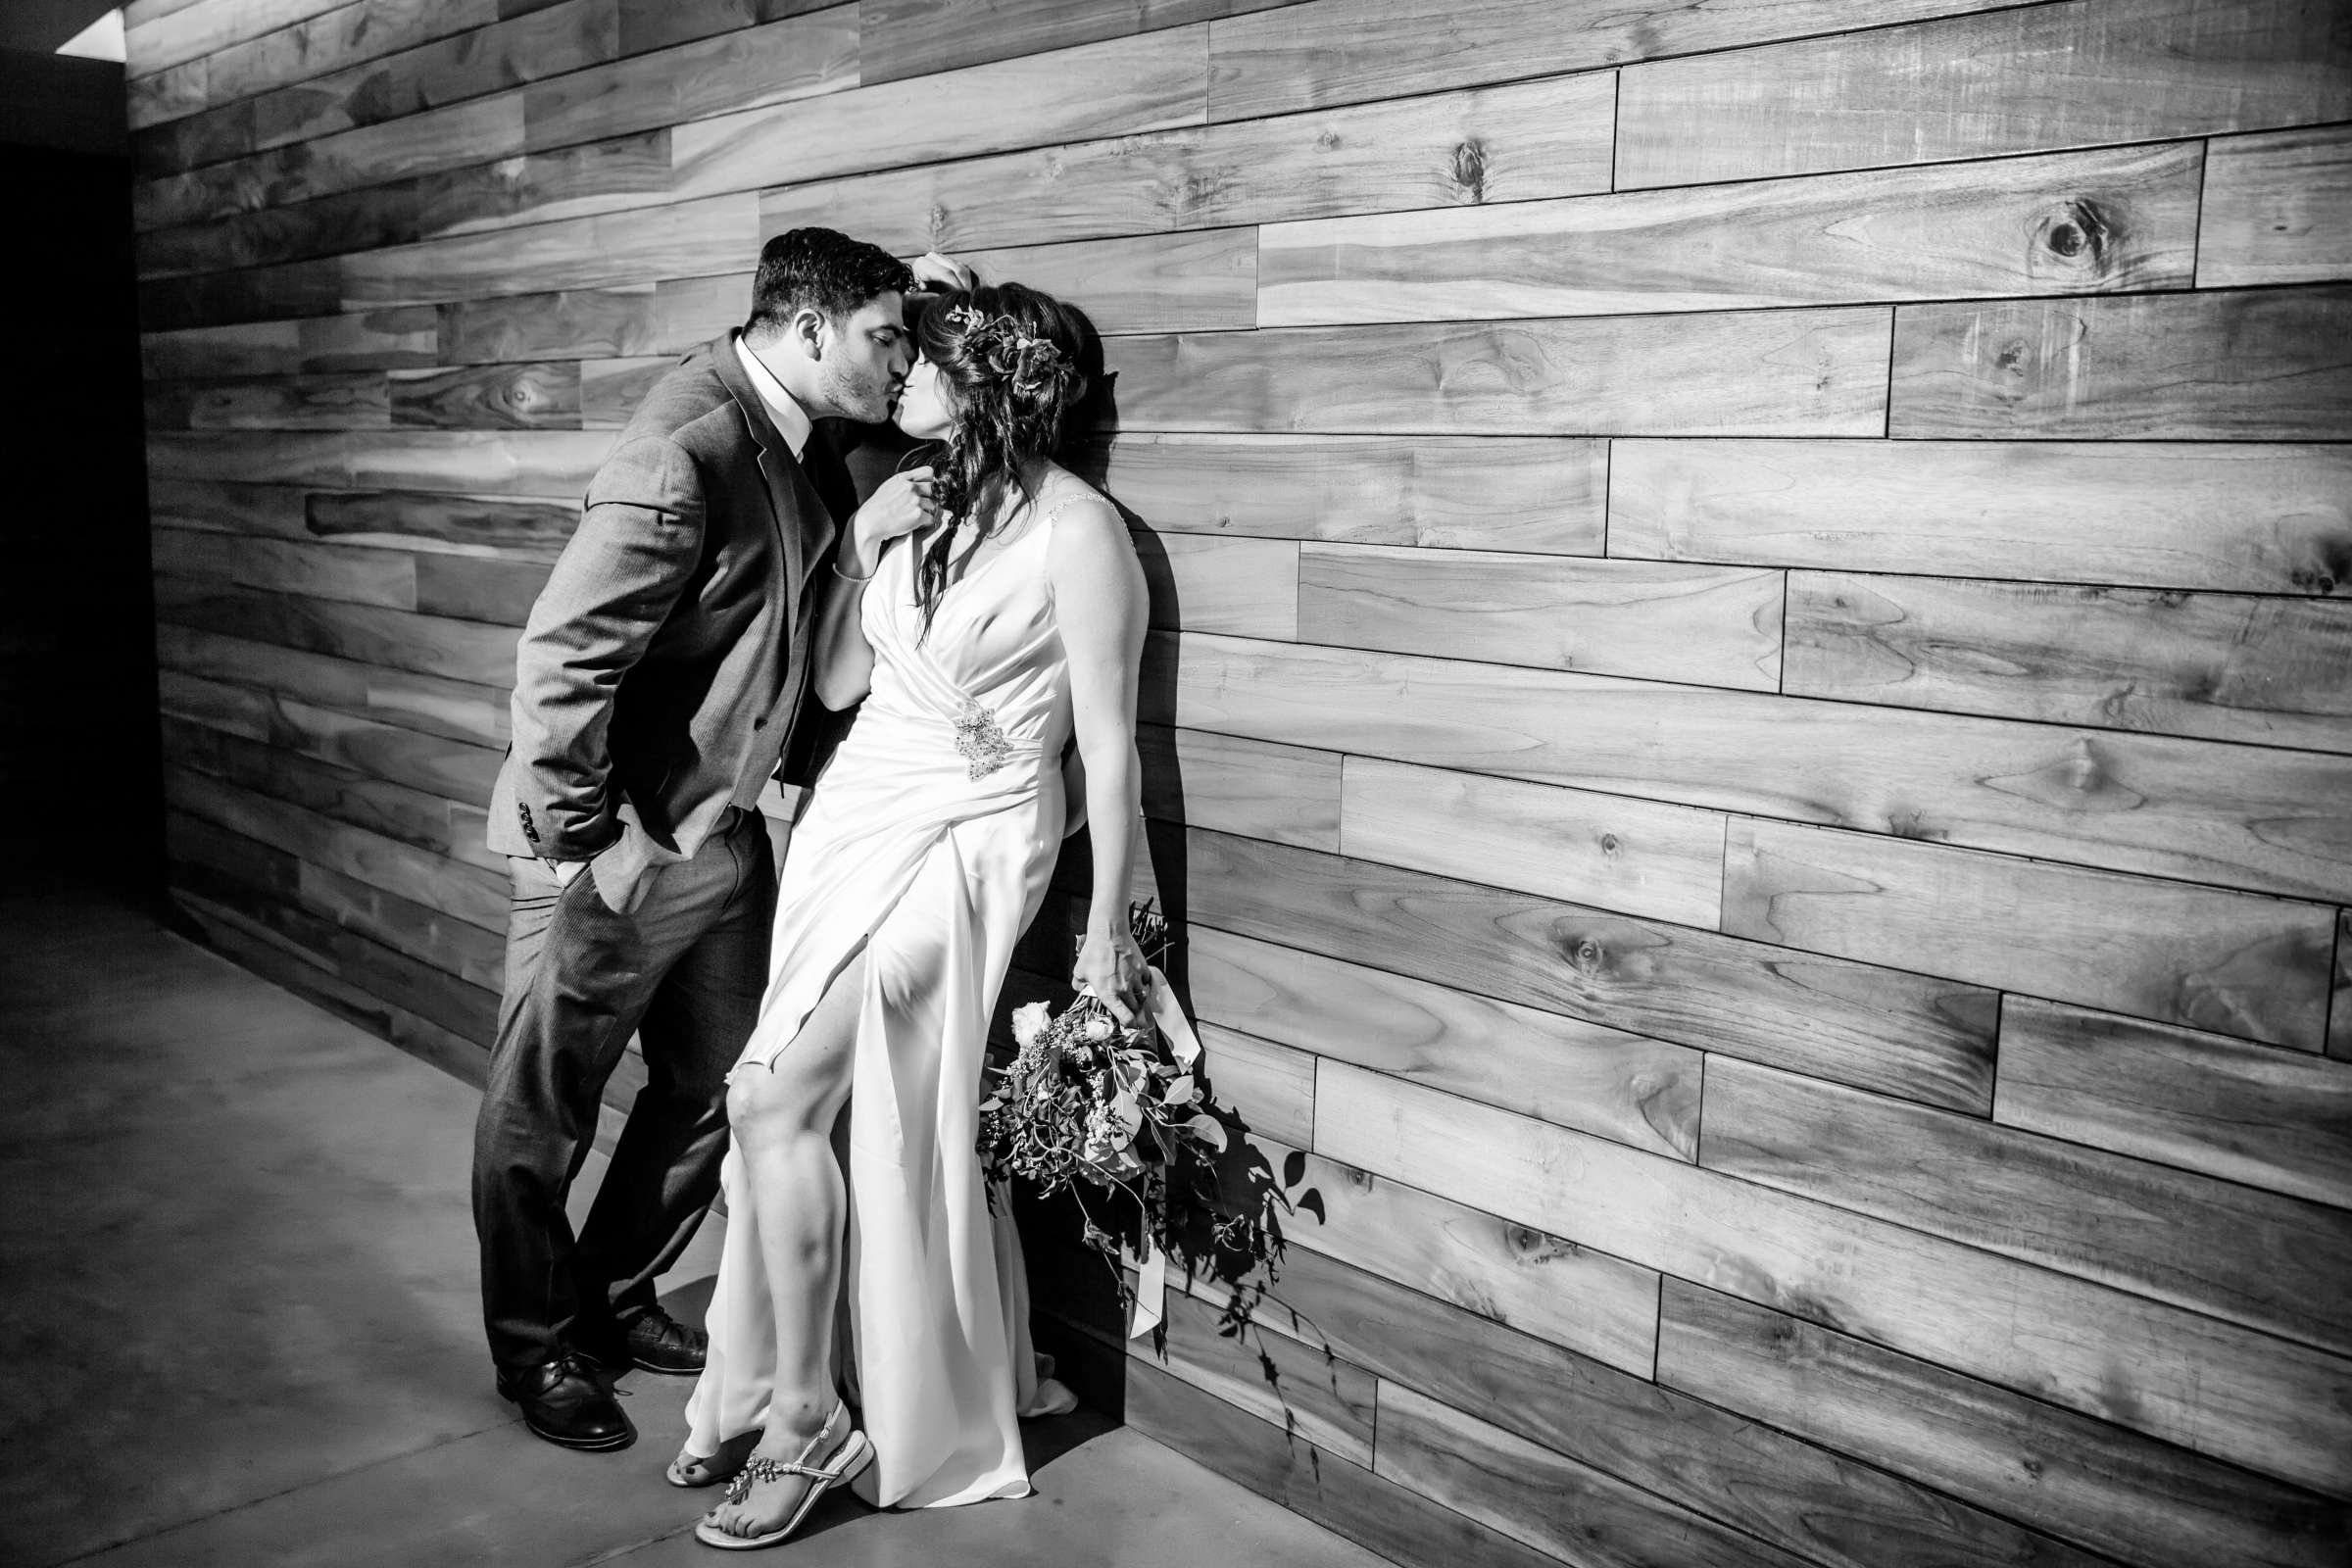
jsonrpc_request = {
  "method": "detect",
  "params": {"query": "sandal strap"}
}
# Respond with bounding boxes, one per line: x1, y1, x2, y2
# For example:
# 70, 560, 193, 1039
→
719, 1404, 858, 1503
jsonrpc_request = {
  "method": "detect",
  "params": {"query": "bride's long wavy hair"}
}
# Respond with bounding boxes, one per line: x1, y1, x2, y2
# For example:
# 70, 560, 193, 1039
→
908, 281, 1088, 639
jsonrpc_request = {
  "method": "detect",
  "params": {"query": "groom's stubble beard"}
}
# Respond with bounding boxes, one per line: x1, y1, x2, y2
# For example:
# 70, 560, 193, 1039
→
817, 352, 897, 425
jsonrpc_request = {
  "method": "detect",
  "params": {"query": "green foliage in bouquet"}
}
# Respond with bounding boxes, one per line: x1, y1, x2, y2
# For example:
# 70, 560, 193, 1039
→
979, 903, 1324, 1382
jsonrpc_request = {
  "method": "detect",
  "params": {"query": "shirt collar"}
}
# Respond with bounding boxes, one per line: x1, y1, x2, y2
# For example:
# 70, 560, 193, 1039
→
733, 334, 813, 462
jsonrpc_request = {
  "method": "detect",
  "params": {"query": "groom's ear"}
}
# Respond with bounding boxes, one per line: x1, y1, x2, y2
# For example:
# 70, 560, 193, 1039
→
789, 304, 830, 361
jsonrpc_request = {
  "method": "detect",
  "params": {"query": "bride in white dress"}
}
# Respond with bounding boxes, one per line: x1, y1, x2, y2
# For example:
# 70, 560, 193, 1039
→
675, 281, 1150, 1548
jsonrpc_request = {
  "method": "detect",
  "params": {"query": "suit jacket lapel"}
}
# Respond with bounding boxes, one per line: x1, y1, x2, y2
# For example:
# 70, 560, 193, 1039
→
712, 333, 833, 598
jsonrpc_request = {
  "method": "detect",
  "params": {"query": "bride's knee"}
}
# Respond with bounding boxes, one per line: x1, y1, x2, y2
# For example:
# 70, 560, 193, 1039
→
724, 1066, 804, 1143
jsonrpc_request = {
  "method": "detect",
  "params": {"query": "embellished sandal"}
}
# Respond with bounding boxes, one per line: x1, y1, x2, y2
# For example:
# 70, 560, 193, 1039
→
668, 1428, 760, 1489
693, 1401, 873, 1550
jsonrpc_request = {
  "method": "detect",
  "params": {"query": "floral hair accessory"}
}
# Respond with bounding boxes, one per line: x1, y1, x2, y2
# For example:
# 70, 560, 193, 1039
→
945, 301, 1069, 381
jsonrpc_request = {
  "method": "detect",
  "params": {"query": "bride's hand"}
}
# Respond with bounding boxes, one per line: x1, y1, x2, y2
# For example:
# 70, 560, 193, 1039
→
849, 466, 938, 566
1073, 924, 1146, 1026
909, 251, 975, 295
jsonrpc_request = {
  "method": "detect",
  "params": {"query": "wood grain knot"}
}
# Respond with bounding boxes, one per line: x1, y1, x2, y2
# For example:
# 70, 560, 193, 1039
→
1448, 140, 1490, 204
2033, 197, 2116, 280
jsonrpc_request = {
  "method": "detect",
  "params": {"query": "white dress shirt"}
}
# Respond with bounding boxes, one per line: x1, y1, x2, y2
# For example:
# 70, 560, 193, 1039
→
733, 334, 813, 461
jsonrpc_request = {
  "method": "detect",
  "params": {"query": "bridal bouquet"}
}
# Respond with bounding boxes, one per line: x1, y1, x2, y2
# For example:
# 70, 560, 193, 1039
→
980, 904, 1314, 1353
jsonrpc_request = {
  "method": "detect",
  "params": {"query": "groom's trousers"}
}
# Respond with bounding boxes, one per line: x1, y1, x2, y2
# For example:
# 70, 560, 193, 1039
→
471, 805, 777, 1372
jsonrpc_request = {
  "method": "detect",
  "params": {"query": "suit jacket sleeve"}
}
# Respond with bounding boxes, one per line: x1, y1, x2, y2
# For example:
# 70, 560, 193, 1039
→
508, 435, 706, 859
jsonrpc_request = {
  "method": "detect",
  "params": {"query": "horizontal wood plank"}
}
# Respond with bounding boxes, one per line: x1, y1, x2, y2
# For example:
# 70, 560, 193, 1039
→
760, 72, 1616, 255
1153, 1286, 1378, 1463
340, 193, 760, 309
1617, 0, 2352, 189
1111, 307, 1891, 435
1204, 0, 2020, 122
143, 305, 440, 377
439, 286, 661, 364
149, 430, 612, 495
156, 576, 520, 688
1785, 570, 2352, 753
519, 5, 856, 154
148, 477, 313, 542
1192, 926, 1701, 1161
1187, 827, 1998, 1112
307, 491, 578, 562
1135, 724, 1341, 851
168, 875, 498, 1057
1724, 817, 2334, 1050
1996, 997, 2352, 1210
412, 554, 552, 625
1607, 437, 2352, 596
580, 356, 671, 426
152, 525, 417, 612
619, 0, 843, 55
1139, 533, 1295, 639
1299, 544, 1782, 690
1890, 284, 2352, 440
165, 764, 508, 933
1125, 1359, 1565, 1568
1318, 1060, 2352, 1496
1099, 434, 1604, 554
174, 0, 498, 112
389, 362, 583, 429
671, 27, 1210, 202
958, 226, 1258, 336
2201, 123, 2352, 287
259, 0, 616, 160
1338, 757, 1728, 931
167, 807, 502, 994
125, 0, 372, 80
1701, 1054, 2352, 1354
1658, 1280, 2352, 1568
135, 93, 523, 232
147, 370, 390, 431
1157, 632, 2352, 902
1247, 1137, 1661, 1377
862, 0, 1278, 85
1247, 1243, 2110, 1568
155, 622, 512, 747
1196, 1022, 1313, 1148
160, 706, 498, 873
159, 670, 501, 808
1374, 1382, 1815, 1568
1260, 142, 2201, 324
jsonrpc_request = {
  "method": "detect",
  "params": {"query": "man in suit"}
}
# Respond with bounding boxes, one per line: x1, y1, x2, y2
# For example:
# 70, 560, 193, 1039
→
472, 228, 957, 1451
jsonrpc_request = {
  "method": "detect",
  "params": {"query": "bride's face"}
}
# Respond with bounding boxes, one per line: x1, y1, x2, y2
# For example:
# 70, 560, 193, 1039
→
894, 354, 956, 441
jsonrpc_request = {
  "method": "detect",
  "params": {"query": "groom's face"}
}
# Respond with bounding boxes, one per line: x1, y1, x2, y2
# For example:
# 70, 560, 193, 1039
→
812, 292, 912, 423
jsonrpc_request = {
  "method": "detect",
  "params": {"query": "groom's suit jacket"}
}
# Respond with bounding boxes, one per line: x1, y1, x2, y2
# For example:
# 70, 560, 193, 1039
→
486, 332, 855, 907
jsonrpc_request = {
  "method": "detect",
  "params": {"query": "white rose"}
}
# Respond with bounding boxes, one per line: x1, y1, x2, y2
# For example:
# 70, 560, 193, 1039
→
1011, 1001, 1053, 1048
1082, 1015, 1114, 1042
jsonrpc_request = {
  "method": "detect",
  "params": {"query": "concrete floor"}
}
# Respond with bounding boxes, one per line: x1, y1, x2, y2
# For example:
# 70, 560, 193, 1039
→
0, 878, 1393, 1568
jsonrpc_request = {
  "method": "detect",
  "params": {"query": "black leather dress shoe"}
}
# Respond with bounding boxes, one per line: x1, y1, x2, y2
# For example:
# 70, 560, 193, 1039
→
579, 1304, 708, 1376
497, 1354, 635, 1451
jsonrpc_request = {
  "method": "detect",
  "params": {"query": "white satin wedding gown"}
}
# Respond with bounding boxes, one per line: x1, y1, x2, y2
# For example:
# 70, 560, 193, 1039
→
682, 480, 1090, 1508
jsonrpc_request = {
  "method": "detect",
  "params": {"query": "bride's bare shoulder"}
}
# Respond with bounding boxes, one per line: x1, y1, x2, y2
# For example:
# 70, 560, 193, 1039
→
1041, 468, 1127, 541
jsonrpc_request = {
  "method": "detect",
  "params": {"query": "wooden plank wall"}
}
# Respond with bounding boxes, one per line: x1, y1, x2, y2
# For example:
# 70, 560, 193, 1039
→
125, 2, 2352, 1564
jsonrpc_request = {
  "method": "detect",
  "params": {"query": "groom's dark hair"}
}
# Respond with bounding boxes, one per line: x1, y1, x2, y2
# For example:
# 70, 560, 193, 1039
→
743, 228, 914, 342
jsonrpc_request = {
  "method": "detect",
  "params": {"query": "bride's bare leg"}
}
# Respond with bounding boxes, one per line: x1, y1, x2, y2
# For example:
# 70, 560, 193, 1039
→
699, 948, 868, 1542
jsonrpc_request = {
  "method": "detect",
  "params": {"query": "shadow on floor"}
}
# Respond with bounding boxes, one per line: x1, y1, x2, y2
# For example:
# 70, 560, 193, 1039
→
0, 878, 1391, 1568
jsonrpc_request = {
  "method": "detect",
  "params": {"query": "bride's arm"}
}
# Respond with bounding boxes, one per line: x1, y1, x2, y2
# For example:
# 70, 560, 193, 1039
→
1049, 495, 1151, 1022
812, 465, 936, 710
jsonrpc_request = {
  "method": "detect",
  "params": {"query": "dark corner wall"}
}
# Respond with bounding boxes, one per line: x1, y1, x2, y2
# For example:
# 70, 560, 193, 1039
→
0, 48, 160, 892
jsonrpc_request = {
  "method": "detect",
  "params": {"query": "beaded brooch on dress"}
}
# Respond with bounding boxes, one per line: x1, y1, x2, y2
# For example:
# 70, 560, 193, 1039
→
954, 699, 1014, 780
